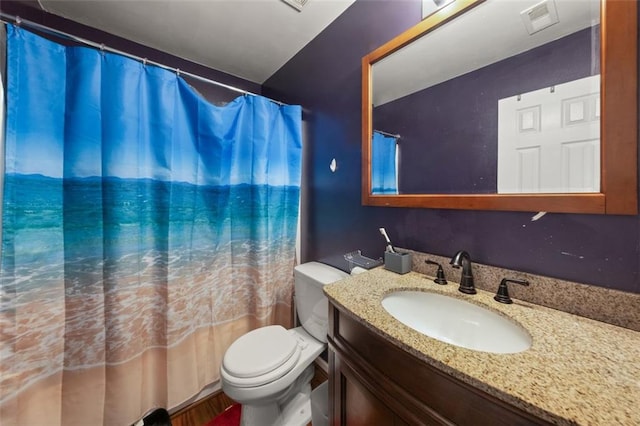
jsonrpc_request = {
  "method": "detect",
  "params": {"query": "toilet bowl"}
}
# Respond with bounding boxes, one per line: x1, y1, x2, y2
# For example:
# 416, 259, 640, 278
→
220, 262, 349, 426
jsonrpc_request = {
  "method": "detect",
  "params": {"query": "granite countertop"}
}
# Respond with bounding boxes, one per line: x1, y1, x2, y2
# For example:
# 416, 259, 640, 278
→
324, 267, 640, 425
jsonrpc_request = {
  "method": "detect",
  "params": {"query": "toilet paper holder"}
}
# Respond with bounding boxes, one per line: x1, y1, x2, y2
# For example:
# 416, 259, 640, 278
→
344, 250, 383, 271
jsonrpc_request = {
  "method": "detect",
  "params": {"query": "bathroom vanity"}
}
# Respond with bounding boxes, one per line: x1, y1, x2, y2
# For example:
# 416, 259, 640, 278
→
324, 268, 640, 425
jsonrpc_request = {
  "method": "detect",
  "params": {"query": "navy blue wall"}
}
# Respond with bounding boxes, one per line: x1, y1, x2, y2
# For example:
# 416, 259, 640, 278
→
374, 27, 598, 194
264, 0, 640, 293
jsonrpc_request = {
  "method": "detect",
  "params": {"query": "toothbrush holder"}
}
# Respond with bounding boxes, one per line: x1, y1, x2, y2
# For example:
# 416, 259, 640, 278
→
384, 251, 412, 274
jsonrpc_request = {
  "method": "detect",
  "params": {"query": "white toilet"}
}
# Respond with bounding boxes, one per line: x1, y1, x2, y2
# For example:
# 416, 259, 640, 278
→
220, 261, 349, 426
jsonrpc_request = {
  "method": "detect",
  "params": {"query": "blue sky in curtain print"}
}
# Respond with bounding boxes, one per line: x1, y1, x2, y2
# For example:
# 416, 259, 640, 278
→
6, 25, 301, 188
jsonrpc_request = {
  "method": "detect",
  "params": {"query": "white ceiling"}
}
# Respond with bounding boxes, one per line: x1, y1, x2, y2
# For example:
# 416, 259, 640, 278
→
373, 0, 600, 106
38, 0, 356, 84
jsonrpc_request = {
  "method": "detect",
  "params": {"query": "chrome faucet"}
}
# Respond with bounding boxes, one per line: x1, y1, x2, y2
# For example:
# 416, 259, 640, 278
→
450, 251, 476, 294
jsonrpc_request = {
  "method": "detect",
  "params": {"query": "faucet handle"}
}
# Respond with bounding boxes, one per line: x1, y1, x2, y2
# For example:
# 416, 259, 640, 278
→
425, 260, 447, 285
494, 278, 530, 304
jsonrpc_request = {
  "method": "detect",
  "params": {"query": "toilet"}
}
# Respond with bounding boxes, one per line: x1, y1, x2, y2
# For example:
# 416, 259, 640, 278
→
220, 261, 349, 426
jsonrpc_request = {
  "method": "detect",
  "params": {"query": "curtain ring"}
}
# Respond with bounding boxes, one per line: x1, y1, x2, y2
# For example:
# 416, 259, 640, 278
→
176, 68, 181, 76
15, 16, 22, 26
142, 58, 148, 67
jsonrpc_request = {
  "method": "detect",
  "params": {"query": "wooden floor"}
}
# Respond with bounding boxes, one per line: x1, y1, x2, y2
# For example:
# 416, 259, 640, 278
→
170, 364, 329, 426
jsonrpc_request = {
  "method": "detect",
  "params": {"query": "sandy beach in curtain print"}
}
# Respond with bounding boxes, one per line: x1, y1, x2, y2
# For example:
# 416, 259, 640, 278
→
0, 174, 298, 425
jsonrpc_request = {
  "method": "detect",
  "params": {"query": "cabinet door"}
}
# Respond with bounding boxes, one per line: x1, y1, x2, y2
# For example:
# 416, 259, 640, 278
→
332, 352, 407, 426
343, 365, 402, 425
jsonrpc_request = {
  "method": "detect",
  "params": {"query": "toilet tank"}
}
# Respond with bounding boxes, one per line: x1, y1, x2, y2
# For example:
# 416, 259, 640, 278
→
294, 262, 349, 342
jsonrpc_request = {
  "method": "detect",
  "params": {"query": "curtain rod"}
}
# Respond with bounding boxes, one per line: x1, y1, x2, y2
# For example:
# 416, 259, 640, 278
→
374, 129, 401, 139
0, 13, 288, 106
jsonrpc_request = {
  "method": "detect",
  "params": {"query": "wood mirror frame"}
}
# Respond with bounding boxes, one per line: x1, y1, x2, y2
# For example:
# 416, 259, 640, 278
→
362, 0, 637, 214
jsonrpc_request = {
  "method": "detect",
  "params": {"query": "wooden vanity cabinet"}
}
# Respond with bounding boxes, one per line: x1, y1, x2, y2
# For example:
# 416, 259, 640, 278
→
327, 303, 550, 426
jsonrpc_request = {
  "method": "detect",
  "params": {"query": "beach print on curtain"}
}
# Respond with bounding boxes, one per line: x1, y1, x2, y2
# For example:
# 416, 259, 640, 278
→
371, 131, 398, 194
0, 25, 302, 425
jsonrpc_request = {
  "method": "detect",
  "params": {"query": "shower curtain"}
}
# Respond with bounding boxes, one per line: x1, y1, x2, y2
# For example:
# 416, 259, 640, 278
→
0, 25, 302, 425
371, 131, 398, 194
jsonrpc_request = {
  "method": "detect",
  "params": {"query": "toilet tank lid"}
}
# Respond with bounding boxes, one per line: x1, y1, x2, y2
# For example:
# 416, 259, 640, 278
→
294, 262, 349, 285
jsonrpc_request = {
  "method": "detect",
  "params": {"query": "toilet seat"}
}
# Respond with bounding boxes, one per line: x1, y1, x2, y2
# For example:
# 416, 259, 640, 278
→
221, 325, 301, 388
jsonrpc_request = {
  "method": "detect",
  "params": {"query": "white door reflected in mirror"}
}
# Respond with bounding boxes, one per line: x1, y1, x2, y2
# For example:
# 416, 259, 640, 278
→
497, 74, 600, 193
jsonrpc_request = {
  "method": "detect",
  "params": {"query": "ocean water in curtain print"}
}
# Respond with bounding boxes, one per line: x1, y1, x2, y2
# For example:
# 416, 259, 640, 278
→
0, 25, 301, 425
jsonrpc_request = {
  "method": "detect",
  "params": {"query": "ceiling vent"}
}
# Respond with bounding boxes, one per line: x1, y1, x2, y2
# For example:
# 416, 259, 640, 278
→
422, 0, 455, 18
521, 0, 559, 35
281, 0, 309, 12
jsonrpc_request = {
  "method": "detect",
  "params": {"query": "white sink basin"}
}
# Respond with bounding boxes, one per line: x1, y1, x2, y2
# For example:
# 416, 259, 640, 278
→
381, 291, 532, 354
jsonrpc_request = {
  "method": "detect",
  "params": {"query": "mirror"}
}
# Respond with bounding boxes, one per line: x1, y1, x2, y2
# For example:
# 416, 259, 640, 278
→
362, 0, 637, 214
